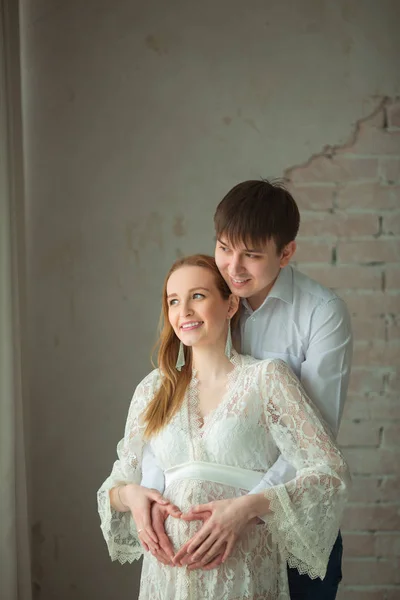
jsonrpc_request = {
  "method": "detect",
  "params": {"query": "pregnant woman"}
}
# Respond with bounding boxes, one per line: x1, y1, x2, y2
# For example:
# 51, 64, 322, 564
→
97, 254, 350, 600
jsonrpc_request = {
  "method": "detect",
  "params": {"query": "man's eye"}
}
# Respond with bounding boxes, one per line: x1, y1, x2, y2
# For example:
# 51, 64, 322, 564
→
219, 246, 229, 252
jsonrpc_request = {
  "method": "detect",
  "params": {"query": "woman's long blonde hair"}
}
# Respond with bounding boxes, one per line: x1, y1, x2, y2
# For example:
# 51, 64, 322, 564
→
143, 254, 236, 438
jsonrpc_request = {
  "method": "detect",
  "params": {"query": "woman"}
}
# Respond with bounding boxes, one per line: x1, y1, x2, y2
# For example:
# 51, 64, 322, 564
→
97, 254, 350, 600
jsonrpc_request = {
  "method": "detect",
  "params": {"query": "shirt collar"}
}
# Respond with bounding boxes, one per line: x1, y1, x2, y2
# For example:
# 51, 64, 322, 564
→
241, 266, 294, 314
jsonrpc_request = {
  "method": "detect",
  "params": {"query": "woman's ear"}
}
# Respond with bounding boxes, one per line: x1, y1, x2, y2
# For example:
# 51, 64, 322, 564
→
228, 294, 240, 318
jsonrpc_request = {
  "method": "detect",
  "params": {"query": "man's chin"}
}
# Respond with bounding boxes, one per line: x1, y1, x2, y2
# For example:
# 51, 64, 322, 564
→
228, 284, 253, 299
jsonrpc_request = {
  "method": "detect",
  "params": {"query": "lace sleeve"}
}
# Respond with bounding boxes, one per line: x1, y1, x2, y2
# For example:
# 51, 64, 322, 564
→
97, 369, 160, 564
260, 359, 351, 580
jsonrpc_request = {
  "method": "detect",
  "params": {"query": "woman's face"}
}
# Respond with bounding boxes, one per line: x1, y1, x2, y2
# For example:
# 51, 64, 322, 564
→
166, 266, 237, 349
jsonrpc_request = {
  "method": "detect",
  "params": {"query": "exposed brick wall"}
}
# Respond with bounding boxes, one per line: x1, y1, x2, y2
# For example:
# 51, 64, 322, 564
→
284, 98, 400, 600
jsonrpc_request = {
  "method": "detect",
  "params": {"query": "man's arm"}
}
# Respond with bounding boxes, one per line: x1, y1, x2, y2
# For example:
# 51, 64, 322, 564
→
300, 297, 353, 436
140, 444, 165, 493
249, 296, 353, 495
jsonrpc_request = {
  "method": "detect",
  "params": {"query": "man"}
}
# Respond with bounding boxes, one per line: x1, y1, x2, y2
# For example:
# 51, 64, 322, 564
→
141, 180, 352, 599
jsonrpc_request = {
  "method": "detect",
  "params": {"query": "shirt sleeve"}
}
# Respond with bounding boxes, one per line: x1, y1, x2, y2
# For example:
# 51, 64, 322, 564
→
97, 369, 159, 564
300, 297, 353, 436
259, 359, 351, 580
141, 444, 165, 493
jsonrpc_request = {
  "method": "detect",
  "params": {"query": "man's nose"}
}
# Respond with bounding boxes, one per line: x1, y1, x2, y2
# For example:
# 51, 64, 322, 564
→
229, 254, 243, 274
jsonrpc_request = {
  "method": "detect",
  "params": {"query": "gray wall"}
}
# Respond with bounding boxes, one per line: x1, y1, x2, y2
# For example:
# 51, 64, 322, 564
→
19, 1, 400, 599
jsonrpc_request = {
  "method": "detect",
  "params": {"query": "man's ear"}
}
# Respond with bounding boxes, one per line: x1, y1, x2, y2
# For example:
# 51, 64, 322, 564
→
228, 294, 240, 318
280, 241, 296, 267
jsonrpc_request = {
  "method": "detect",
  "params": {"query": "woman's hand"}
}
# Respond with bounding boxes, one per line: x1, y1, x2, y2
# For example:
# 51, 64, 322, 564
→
149, 501, 182, 564
119, 483, 169, 553
173, 495, 264, 567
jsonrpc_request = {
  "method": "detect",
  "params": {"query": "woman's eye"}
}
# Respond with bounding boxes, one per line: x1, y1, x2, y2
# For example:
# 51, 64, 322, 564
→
169, 299, 178, 306
193, 293, 205, 300
219, 246, 229, 252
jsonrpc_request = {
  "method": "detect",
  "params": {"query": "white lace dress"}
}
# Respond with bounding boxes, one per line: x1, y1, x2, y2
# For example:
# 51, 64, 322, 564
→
97, 354, 350, 600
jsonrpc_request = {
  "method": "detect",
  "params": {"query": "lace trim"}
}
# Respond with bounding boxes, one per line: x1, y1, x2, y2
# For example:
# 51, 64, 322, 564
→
97, 486, 143, 564
264, 481, 340, 580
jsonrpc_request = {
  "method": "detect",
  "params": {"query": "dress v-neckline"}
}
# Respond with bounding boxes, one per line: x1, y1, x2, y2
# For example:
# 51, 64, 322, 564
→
187, 351, 242, 434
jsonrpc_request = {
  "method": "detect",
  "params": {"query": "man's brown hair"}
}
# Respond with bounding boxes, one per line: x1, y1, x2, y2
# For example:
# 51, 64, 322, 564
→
214, 179, 300, 254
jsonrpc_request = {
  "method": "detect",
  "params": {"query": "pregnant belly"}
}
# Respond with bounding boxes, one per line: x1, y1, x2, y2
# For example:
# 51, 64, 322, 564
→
163, 478, 249, 553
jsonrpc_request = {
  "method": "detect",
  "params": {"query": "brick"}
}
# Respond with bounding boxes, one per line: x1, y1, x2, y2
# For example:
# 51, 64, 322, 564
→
347, 477, 384, 503
337, 127, 400, 156
375, 533, 400, 557
385, 370, 400, 393
299, 212, 379, 237
342, 395, 371, 421
387, 101, 400, 129
352, 342, 400, 367
386, 267, 400, 290
369, 394, 400, 421
382, 214, 400, 235
382, 423, 400, 447
342, 504, 400, 531
293, 240, 332, 263
387, 317, 400, 341
299, 265, 383, 291
289, 156, 378, 184
337, 182, 400, 210
343, 448, 400, 475
338, 420, 381, 447
286, 184, 335, 210
342, 532, 375, 557
380, 477, 400, 502
351, 317, 386, 341
381, 159, 400, 183
342, 558, 400, 585
342, 393, 400, 422
363, 106, 387, 129
348, 370, 384, 394
348, 476, 400, 504
341, 292, 400, 317
337, 240, 400, 265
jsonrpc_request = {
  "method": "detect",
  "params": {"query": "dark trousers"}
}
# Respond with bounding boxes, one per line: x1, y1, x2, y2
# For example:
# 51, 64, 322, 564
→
288, 532, 343, 600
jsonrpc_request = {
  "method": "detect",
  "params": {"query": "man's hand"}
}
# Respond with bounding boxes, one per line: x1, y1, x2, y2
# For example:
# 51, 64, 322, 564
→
150, 501, 182, 564
119, 484, 169, 553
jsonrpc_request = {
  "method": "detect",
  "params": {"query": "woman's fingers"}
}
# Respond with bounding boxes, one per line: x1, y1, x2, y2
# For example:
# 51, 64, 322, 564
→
187, 523, 213, 555
199, 538, 224, 566
139, 528, 159, 553
173, 540, 191, 565
151, 547, 171, 565
186, 502, 213, 515
201, 551, 225, 571
180, 510, 211, 522
221, 535, 236, 563
190, 532, 219, 562
140, 521, 158, 545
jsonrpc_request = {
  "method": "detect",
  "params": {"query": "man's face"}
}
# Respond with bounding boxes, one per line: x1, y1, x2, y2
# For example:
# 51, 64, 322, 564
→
214, 237, 296, 311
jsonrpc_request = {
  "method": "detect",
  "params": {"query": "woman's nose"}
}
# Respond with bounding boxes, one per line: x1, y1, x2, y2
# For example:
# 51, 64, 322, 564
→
180, 302, 193, 317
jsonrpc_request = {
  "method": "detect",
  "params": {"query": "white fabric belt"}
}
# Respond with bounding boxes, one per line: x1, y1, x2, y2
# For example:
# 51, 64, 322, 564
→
164, 461, 264, 491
